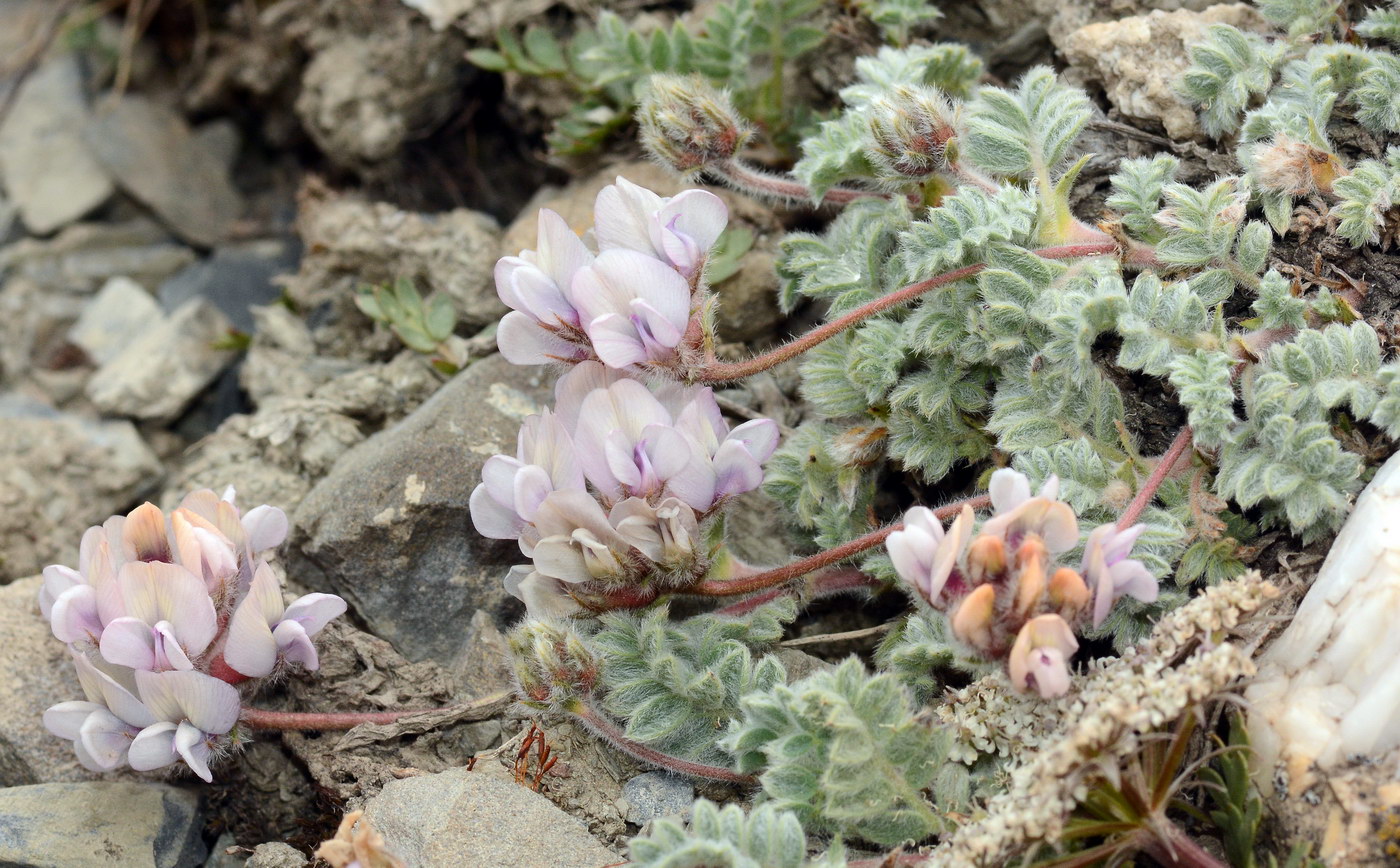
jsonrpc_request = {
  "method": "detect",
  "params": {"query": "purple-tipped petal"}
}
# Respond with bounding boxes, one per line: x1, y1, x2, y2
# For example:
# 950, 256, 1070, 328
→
725, 419, 779, 463
44, 701, 105, 740
272, 620, 319, 670
128, 721, 179, 771
241, 505, 289, 553
79, 708, 135, 769
39, 565, 83, 620
711, 439, 764, 499
175, 721, 215, 782
659, 190, 727, 254
282, 593, 346, 636
585, 313, 649, 369
99, 617, 159, 671
51, 585, 102, 645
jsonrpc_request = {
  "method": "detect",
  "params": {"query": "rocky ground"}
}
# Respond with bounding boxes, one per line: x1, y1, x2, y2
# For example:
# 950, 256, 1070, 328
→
0, 0, 1391, 866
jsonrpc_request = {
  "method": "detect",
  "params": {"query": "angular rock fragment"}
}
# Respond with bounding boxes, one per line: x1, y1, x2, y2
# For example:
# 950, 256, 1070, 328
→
0, 781, 205, 867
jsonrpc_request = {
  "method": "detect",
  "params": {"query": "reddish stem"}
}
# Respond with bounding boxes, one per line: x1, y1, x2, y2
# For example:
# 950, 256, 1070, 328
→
239, 707, 446, 731
208, 655, 249, 686
692, 494, 991, 597
572, 700, 757, 785
711, 567, 881, 617
1117, 425, 1194, 530
715, 158, 888, 206
696, 242, 1119, 383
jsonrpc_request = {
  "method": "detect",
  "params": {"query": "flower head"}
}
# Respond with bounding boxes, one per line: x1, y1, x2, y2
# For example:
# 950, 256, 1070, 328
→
41, 489, 345, 782
494, 209, 595, 366
1251, 134, 1344, 196
865, 85, 958, 182
593, 177, 728, 281
639, 74, 752, 176
886, 469, 1154, 698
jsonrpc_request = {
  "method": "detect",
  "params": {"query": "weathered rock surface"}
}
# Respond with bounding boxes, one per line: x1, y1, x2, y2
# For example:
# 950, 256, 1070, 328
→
500, 160, 785, 343
363, 767, 620, 867
621, 772, 694, 825
84, 95, 244, 246
0, 54, 114, 233
291, 355, 553, 666
288, 183, 503, 328
244, 842, 308, 868
1063, 4, 1266, 139
0, 577, 94, 785
0, 218, 195, 293
86, 297, 237, 422
0, 781, 205, 867
0, 400, 161, 580
67, 276, 163, 365
294, 21, 467, 166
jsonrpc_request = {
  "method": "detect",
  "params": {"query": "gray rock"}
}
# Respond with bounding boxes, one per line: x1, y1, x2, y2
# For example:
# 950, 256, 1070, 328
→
0, 781, 205, 867
0, 407, 161, 581
363, 767, 620, 868
244, 843, 307, 868
0, 577, 87, 786
289, 186, 503, 328
0, 218, 195, 293
201, 833, 244, 867
621, 772, 694, 824
83, 95, 244, 246
159, 240, 300, 333
86, 297, 237, 422
292, 355, 553, 665
67, 276, 162, 364
0, 54, 114, 234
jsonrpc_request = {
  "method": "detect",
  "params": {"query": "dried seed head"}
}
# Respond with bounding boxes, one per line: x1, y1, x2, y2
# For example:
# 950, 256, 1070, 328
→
639, 74, 753, 176
865, 85, 958, 182
1253, 135, 1344, 196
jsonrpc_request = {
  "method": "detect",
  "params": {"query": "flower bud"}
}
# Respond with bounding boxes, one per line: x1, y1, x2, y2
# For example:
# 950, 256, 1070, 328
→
965, 535, 1006, 584
950, 583, 997, 652
639, 74, 752, 176
865, 85, 958, 182
1048, 567, 1091, 615
1014, 553, 1046, 617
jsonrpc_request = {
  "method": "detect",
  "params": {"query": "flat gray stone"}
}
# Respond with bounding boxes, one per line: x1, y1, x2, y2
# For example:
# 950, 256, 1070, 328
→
363, 768, 619, 868
83, 95, 243, 247
86, 297, 236, 422
67, 276, 162, 364
291, 355, 554, 666
0, 781, 205, 867
621, 772, 694, 824
0, 54, 114, 234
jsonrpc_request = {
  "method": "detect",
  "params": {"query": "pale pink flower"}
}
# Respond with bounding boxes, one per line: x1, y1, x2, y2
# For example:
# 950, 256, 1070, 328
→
495, 209, 596, 366
1083, 523, 1158, 627
593, 177, 728, 279
222, 562, 347, 678
572, 249, 694, 369
887, 504, 974, 604
1008, 614, 1079, 698
979, 469, 1079, 553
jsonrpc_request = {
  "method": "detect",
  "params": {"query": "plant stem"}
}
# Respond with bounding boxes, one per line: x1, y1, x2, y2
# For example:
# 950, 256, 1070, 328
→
1117, 425, 1194, 530
714, 158, 887, 206
692, 494, 991, 597
571, 699, 757, 785
696, 242, 1119, 383
1141, 823, 1229, 868
711, 567, 882, 616
240, 690, 512, 732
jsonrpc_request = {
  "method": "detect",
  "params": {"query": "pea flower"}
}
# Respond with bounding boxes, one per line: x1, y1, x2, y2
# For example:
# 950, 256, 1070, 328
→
886, 469, 1157, 698
572, 249, 695, 370
41, 489, 346, 782
495, 208, 595, 367
593, 177, 728, 280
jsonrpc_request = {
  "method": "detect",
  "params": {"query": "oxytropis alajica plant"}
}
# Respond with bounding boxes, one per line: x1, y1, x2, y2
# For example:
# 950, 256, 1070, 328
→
469, 173, 1165, 848
473, 4, 1400, 855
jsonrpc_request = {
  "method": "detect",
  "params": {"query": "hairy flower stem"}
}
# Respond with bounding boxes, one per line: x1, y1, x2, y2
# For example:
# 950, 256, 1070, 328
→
239, 689, 514, 732
696, 242, 1120, 383
714, 158, 889, 206
692, 494, 991, 597
571, 699, 757, 784
1117, 425, 1195, 530
711, 567, 881, 617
